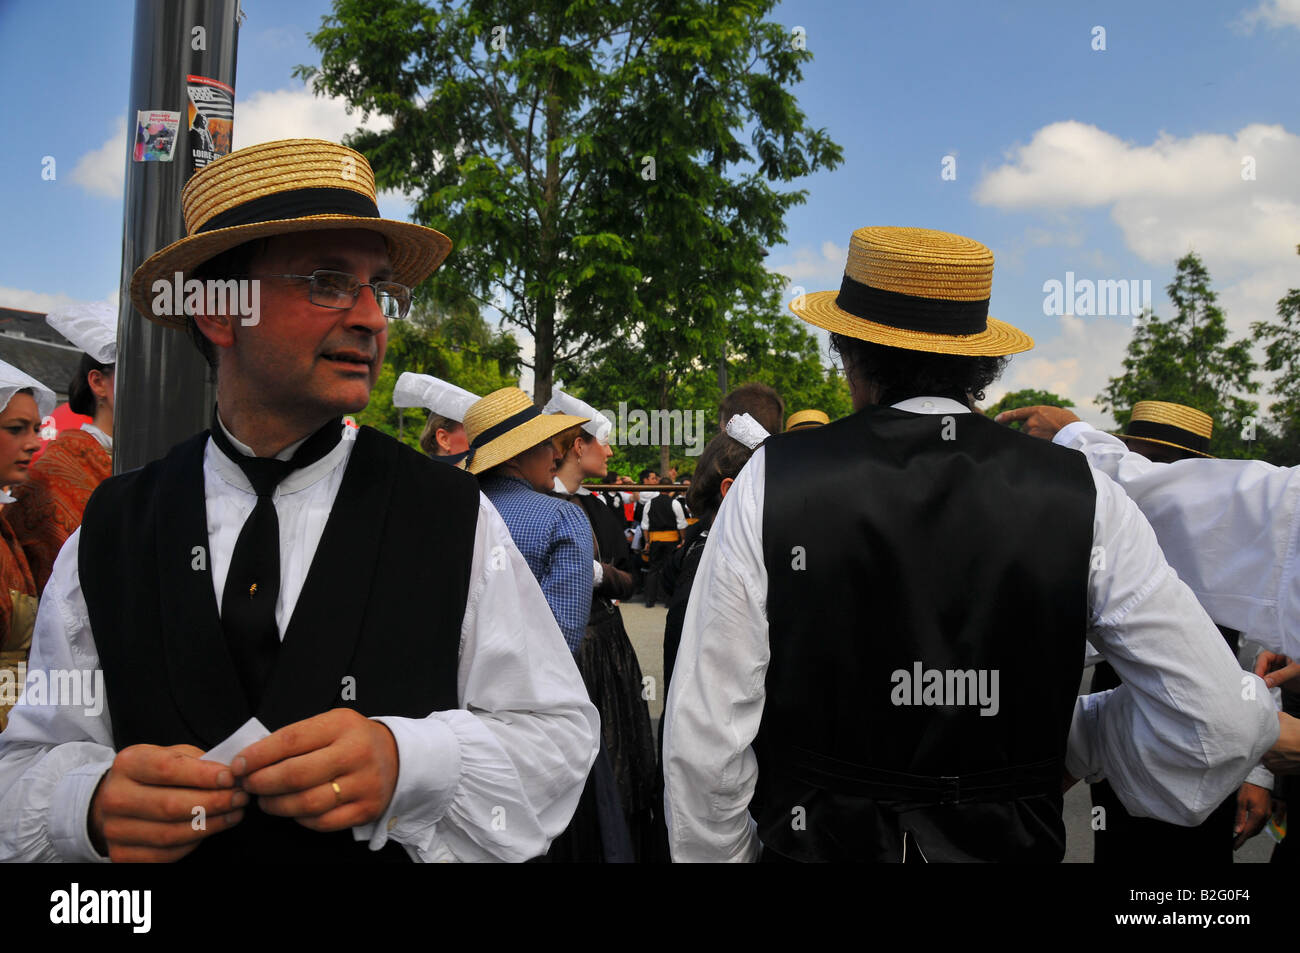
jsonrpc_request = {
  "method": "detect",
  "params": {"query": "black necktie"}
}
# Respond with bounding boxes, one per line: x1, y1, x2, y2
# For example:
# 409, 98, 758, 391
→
209, 410, 344, 711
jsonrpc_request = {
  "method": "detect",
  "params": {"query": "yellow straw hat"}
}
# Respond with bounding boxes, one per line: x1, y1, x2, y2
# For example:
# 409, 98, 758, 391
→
463, 387, 589, 475
1118, 400, 1214, 458
129, 138, 452, 326
785, 409, 830, 431
790, 226, 1033, 357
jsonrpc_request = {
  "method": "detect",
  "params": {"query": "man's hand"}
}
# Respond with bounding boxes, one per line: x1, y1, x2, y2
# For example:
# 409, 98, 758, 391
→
995, 405, 1081, 440
232, 708, 399, 831
89, 744, 247, 863
1234, 782, 1271, 849
1254, 650, 1300, 691
1263, 713, 1300, 775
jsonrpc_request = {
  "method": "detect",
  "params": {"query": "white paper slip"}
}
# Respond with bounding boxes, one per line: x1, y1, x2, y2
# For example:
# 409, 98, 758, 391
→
201, 717, 271, 765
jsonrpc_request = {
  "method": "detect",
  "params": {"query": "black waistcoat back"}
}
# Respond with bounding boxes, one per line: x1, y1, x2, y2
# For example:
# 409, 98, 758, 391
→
756, 406, 1095, 862
647, 495, 676, 531
78, 426, 480, 862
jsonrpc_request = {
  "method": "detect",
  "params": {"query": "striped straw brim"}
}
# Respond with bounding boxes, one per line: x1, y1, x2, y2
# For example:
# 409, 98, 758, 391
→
790, 226, 1033, 357
1118, 400, 1214, 457
129, 139, 452, 326
463, 387, 588, 475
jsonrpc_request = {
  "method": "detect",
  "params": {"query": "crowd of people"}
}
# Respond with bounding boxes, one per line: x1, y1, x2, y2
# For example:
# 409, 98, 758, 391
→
0, 138, 1297, 864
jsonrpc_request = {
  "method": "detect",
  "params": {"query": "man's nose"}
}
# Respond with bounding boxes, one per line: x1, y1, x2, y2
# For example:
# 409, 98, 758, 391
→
344, 284, 389, 333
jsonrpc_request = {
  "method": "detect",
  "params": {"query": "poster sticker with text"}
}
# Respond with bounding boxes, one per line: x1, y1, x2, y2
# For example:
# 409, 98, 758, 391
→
133, 110, 181, 162
186, 74, 234, 169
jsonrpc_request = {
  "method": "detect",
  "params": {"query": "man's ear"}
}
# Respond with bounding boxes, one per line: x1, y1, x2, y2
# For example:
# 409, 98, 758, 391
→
191, 295, 236, 351
719, 476, 735, 499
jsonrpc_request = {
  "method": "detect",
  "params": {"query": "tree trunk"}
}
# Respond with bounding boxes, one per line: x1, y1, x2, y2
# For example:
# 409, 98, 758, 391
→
535, 294, 555, 406
659, 371, 670, 476
534, 79, 561, 406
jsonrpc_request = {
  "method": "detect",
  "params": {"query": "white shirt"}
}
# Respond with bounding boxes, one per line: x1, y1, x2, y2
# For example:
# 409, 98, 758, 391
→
80, 423, 112, 452
641, 496, 687, 532
0, 422, 599, 863
663, 397, 1279, 862
1055, 421, 1300, 658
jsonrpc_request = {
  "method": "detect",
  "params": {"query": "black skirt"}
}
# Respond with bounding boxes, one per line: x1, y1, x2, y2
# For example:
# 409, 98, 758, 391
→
577, 596, 659, 858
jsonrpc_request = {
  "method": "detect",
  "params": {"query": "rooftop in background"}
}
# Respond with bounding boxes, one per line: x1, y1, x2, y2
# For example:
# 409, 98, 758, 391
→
0, 307, 85, 401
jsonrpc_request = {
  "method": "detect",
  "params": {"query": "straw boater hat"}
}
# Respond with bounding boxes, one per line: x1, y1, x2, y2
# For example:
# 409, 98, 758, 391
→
463, 387, 588, 475
128, 139, 452, 326
789, 226, 1033, 356
785, 409, 829, 432
1117, 400, 1214, 458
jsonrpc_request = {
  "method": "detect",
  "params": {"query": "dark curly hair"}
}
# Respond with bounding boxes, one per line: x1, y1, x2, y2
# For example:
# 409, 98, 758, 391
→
830, 333, 1009, 406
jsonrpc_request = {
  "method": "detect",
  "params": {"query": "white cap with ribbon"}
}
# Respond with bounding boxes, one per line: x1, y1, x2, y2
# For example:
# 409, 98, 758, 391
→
0, 359, 56, 420
45, 301, 118, 364
543, 388, 613, 445
725, 413, 770, 450
392, 372, 479, 422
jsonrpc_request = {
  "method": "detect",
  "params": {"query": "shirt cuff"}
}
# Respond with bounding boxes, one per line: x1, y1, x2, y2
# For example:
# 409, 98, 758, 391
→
1065, 693, 1105, 783
1054, 420, 1097, 449
49, 759, 114, 863
356, 715, 462, 855
592, 560, 603, 587
1245, 765, 1274, 791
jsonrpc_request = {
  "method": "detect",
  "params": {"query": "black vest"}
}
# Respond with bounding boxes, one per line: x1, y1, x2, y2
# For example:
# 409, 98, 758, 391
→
78, 426, 480, 862
755, 406, 1095, 862
647, 495, 677, 531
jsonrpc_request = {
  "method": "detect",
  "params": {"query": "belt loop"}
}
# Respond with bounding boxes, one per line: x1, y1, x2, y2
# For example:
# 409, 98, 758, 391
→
938, 775, 961, 805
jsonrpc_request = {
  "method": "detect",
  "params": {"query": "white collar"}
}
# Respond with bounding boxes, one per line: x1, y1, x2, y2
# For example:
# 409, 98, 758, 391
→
0, 487, 14, 504
890, 396, 971, 415
80, 422, 113, 451
209, 412, 353, 497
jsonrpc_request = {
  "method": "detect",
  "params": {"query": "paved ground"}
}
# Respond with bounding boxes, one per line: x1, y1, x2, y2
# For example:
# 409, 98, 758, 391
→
619, 599, 1276, 863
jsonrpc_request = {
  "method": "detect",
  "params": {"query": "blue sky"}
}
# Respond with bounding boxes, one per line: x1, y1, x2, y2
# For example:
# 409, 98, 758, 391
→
2, 0, 1298, 423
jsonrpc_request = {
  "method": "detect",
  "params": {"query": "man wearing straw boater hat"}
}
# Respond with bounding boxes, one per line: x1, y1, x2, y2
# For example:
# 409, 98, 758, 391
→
1002, 400, 1300, 766
0, 139, 597, 863
664, 225, 1281, 862
1015, 401, 1274, 860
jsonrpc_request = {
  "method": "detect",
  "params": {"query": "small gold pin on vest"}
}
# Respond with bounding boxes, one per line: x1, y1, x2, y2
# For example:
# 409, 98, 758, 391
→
249, 582, 258, 598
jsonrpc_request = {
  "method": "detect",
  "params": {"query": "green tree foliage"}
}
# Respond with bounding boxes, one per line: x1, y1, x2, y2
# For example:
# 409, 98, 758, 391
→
1250, 246, 1300, 467
296, 0, 841, 407
355, 302, 520, 449
568, 291, 850, 478
1097, 252, 1261, 458
982, 389, 1074, 429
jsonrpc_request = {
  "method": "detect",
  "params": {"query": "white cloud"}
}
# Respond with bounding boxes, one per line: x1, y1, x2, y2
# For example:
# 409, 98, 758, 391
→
231, 83, 392, 150
976, 120, 1300, 336
70, 118, 126, 199
983, 314, 1131, 428
0, 287, 118, 315
769, 241, 846, 291
69, 84, 401, 204
1237, 0, 1300, 31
